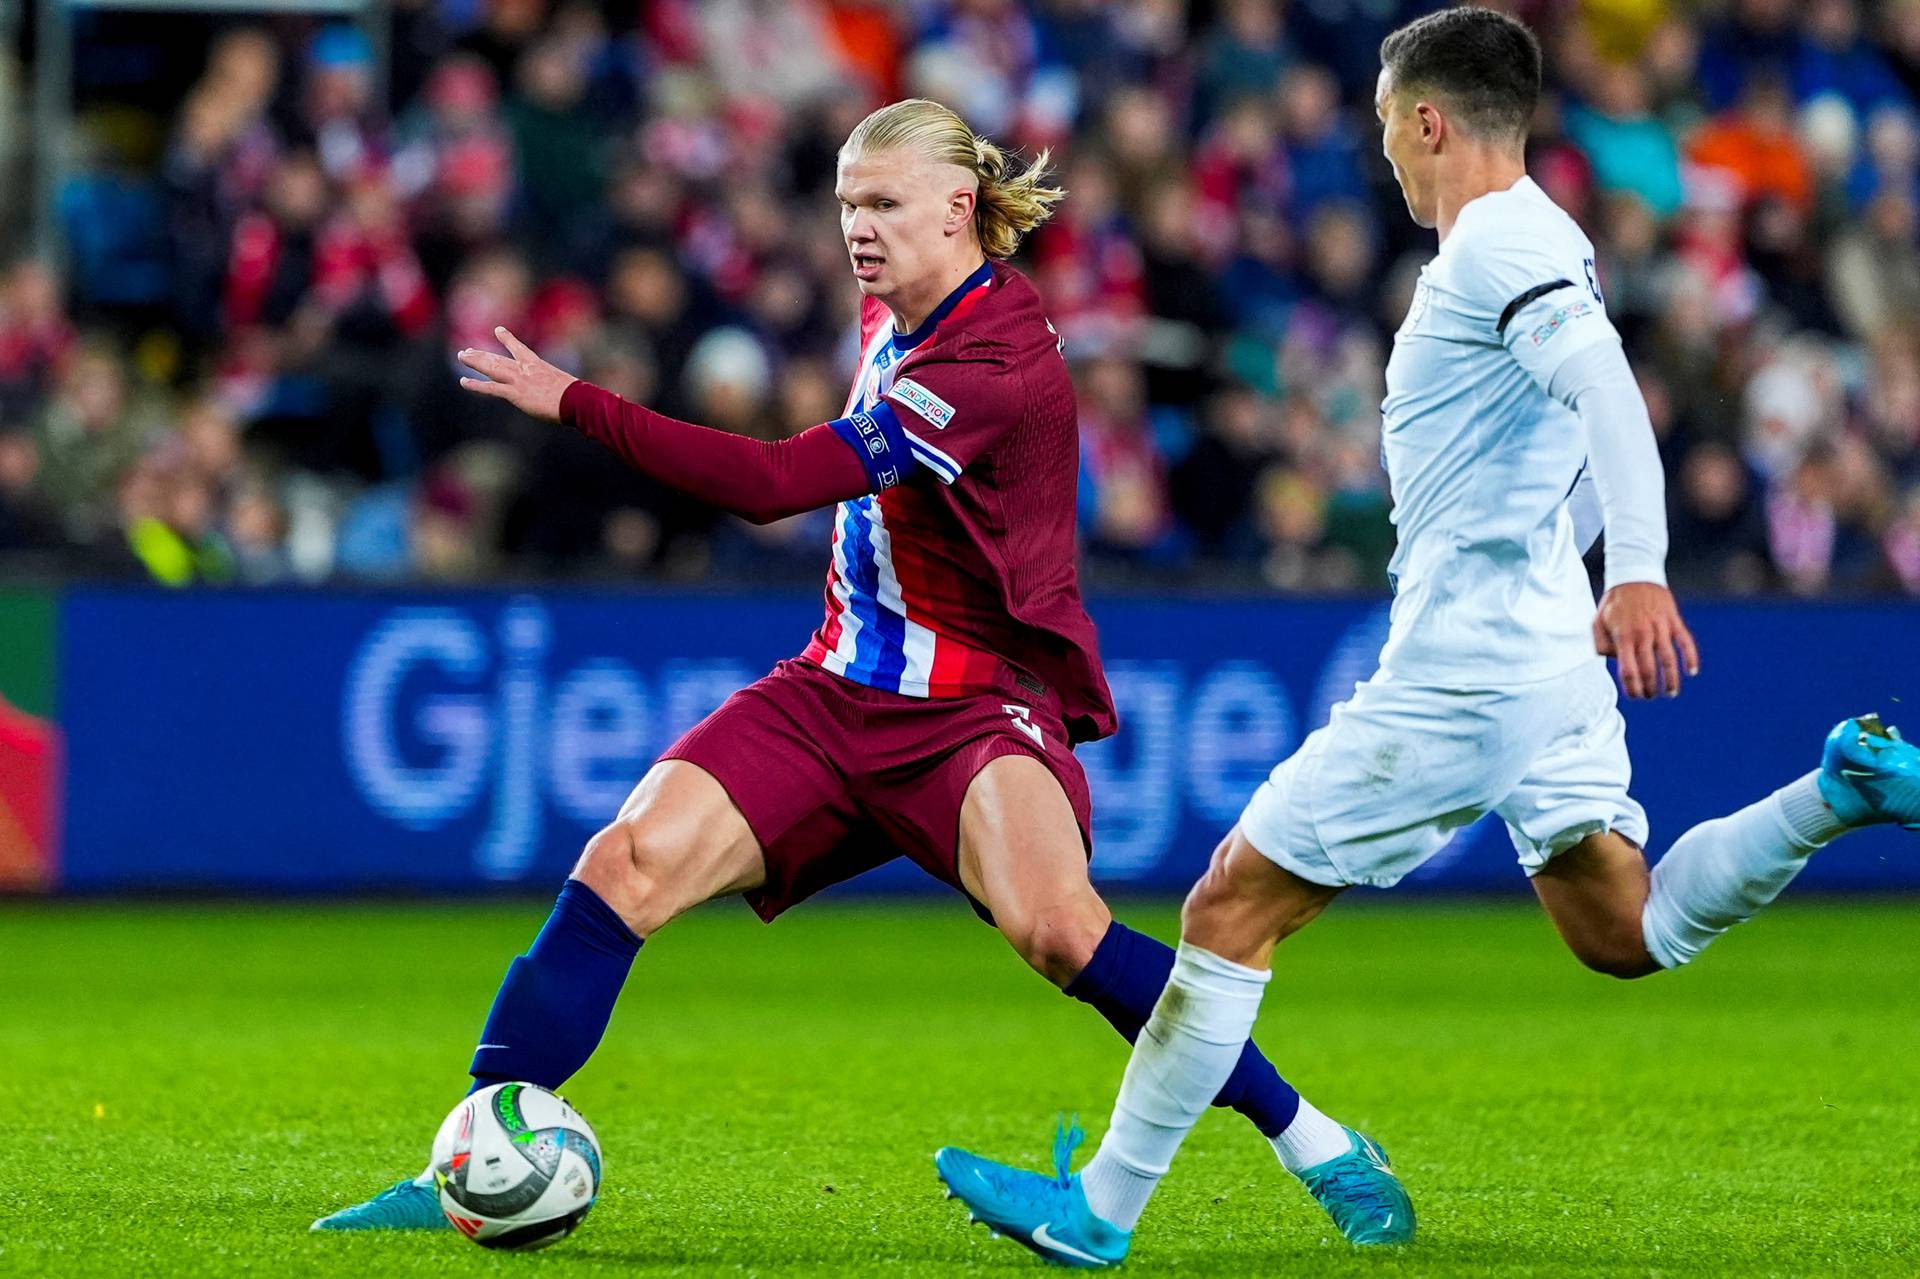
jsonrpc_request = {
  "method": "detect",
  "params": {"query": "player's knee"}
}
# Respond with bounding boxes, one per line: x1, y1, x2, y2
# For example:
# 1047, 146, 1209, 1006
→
1004, 899, 1109, 987
573, 821, 681, 937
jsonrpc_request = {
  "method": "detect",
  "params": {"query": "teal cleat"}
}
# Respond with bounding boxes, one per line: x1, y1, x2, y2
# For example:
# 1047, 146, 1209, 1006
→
1296, 1127, 1415, 1245
935, 1123, 1130, 1268
309, 1175, 449, 1232
1817, 715, 1920, 831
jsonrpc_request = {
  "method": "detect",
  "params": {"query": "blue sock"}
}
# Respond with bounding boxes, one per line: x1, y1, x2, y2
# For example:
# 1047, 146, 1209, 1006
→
469, 879, 642, 1091
1064, 920, 1302, 1137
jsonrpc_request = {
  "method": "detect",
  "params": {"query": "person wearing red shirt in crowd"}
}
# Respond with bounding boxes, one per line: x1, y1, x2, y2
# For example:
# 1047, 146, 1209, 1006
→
315, 98, 1370, 1245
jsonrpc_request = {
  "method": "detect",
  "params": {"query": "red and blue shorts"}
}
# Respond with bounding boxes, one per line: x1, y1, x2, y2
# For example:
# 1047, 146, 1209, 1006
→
662, 658, 1092, 921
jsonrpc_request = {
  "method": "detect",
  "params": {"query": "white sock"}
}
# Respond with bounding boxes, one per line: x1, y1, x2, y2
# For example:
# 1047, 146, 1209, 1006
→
414, 1164, 435, 1187
1079, 942, 1270, 1232
1270, 1097, 1350, 1173
1641, 772, 1843, 970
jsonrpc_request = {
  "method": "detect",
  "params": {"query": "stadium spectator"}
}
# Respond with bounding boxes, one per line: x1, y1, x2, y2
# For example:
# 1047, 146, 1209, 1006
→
1687, 72, 1816, 212
1828, 188, 1920, 341
1667, 441, 1773, 594
1697, 0, 1805, 114
1795, 0, 1908, 119
1277, 65, 1368, 225
1846, 105, 1920, 211
1564, 62, 1684, 218
0, 262, 77, 422
0, 422, 64, 555
1076, 356, 1175, 562
1194, 0, 1296, 127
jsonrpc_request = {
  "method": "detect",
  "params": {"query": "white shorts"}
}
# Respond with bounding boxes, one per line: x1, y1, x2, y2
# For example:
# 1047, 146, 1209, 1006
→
1239, 659, 1648, 888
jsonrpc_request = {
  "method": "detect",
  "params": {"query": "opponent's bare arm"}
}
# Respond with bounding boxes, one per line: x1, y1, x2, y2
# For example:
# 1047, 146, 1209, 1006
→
459, 326, 871, 525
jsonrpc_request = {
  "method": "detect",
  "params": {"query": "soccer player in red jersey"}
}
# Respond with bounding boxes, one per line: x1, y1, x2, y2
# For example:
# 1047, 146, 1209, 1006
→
314, 100, 1391, 1242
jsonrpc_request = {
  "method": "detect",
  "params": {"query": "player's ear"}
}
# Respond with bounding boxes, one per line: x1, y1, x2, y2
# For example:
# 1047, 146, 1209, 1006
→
1418, 101, 1443, 150
946, 185, 976, 237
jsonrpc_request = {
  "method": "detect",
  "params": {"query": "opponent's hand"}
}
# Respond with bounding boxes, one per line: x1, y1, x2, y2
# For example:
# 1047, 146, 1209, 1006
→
1594, 581, 1700, 700
457, 327, 575, 422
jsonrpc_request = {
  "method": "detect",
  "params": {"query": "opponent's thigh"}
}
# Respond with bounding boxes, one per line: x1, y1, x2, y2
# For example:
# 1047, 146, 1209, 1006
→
956, 753, 1112, 985
1529, 830, 1660, 978
573, 759, 768, 937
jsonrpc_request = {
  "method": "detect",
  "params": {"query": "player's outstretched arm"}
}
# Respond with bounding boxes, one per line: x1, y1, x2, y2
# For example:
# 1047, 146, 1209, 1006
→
1544, 341, 1700, 699
459, 327, 870, 524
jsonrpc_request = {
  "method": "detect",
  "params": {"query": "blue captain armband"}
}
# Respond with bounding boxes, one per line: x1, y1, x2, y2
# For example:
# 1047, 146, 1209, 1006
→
828, 401, 917, 492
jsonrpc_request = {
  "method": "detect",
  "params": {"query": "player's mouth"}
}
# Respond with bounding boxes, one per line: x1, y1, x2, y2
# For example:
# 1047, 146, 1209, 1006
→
851, 252, 885, 282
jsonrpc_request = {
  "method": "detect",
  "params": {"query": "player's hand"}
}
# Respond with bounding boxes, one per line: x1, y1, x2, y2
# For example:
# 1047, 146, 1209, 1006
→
1594, 581, 1700, 700
457, 327, 575, 422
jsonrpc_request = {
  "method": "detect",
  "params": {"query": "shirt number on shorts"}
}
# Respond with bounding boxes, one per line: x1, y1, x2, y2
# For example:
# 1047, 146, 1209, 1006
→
1002, 704, 1045, 751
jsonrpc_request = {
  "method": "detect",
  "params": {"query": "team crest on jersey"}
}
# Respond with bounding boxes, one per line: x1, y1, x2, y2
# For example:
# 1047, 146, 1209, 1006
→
889, 377, 955, 429
1530, 299, 1593, 347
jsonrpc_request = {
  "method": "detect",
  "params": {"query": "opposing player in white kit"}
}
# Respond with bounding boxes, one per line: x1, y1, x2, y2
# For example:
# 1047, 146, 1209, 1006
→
933, 7, 1920, 1266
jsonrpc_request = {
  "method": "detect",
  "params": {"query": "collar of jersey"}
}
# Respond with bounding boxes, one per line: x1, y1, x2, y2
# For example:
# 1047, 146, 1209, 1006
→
890, 259, 993, 352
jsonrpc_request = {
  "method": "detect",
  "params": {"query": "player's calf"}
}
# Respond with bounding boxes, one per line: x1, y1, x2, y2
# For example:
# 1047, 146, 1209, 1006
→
1595, 716, 1918, 975
1566, 936, 1661, 981
1531, 834, 1661, 980
1179, 829, 1339, 967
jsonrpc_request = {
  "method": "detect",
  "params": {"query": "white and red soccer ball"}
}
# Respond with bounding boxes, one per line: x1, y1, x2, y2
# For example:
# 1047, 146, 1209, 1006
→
431, 1082, 602, 1249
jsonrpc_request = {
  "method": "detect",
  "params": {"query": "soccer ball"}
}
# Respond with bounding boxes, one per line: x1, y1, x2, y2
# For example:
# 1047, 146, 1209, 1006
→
431, 1082, 602, 1249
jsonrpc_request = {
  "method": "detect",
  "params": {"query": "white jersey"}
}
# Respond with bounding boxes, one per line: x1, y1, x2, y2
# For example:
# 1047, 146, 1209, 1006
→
1378, 175, 1621, 687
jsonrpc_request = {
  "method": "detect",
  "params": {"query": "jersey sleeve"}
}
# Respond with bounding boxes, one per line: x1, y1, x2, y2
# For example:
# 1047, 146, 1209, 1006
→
561, 380, 873, 522
879, 343, 1024, 485
1459, 229, 1622, 391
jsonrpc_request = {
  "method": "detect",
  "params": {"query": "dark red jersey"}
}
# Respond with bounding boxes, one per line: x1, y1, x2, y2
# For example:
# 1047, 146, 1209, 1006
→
559, 258, 1115, 743
797, 260, 1115, 743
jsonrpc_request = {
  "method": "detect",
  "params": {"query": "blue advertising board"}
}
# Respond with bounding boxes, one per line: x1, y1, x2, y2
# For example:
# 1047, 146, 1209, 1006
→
57, 587, 1919, 893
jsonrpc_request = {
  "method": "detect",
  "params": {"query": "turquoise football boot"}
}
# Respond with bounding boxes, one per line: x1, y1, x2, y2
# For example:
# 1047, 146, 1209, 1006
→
1295, 1127, 1415, 1245
309, 1174, 449, 1232
935, 1122, 1130, 1268
1817, 715, 1920, 831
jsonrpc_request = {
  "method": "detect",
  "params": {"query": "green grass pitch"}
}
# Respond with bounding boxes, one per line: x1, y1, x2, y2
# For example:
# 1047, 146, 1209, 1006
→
3, 897, 1917, 1277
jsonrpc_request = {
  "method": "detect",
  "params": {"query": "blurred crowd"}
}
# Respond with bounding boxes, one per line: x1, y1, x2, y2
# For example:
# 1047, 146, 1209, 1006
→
3, 0, 1920, 596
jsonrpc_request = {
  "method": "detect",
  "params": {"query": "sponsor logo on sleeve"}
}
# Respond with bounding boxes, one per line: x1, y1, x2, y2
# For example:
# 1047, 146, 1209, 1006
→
1530, 299, 1593, 347
889, 376, 955, 429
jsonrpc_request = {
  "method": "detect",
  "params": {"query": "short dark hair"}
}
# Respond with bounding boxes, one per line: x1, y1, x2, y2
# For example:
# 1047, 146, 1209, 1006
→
1379, 7, 1541, 142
